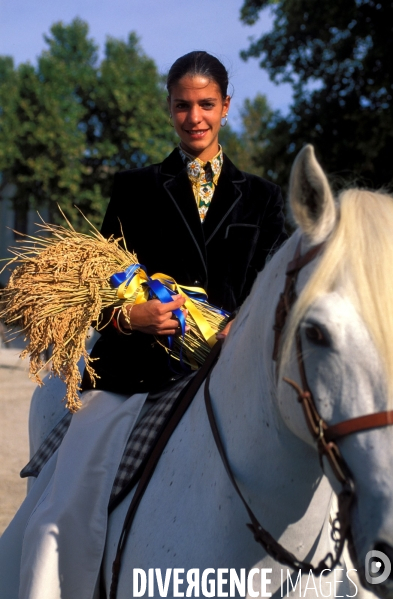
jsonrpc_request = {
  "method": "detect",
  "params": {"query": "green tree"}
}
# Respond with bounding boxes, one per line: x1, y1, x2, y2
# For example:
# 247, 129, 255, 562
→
220, 93, 274, 176
239, 93, 274, 176
0, 19, 175, 231
240, 0, 393, 191
219, 123, 250, 170
0, 20, 96, 230
0, 57, 19, 174
81, 32, 175, 218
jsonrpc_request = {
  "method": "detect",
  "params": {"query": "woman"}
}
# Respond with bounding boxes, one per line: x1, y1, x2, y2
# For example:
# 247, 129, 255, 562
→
84, 50, 287, 396
0, 50, 288, 599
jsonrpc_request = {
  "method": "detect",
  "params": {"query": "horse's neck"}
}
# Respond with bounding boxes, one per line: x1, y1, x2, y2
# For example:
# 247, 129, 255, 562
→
207, 233, 326, 526
212, 232, 298, 427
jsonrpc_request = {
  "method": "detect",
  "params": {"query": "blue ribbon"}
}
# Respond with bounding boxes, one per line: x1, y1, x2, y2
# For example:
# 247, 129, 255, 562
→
110, 263, 143, 288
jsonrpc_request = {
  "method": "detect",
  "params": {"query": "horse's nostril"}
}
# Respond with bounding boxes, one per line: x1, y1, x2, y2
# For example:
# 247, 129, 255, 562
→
372, 542, 393, 582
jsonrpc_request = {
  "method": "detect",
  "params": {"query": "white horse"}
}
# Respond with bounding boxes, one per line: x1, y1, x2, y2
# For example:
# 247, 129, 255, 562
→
1, 145, 393, 599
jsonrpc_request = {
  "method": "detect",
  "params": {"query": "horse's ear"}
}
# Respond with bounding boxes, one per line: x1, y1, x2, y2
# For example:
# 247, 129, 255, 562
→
289, 145, 336, 243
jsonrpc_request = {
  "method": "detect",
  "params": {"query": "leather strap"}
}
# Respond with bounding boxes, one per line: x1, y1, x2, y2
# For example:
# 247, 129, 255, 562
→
286, 242, 325, 275
203, 369, 353, 574
283, 375, 353, 486
109, 339, 223, 599
272, 240, 325, 361
289, 329, 393, 472
325, 410, 393, 441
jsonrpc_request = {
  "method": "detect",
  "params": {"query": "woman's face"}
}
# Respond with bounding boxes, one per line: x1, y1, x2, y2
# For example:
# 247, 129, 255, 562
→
168, 75, 230, 162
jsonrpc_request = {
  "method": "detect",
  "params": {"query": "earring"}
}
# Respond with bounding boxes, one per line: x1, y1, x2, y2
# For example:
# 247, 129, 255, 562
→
169, 114, 174, 128
221, 115, 228, 127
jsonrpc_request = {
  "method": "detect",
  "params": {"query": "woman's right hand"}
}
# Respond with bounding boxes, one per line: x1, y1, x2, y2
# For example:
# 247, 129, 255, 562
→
119, 294, 187, 336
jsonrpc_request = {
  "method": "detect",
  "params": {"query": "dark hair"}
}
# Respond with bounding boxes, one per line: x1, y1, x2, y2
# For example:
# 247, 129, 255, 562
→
167, 51, 229, 99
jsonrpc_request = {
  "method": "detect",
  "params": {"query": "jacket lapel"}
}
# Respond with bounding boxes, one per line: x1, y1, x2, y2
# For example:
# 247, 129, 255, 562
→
203, 154, 246, 245
160, 150, 207, 277
159, 150, 247, 274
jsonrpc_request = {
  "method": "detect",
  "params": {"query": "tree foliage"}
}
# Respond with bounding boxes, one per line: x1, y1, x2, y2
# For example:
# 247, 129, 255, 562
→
0, 17, 277, 232
220, 93, 274, 177
0, 19, 175, 230
240, 0, 393, 192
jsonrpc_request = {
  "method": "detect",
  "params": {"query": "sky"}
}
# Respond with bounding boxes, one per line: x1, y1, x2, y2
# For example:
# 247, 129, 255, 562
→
0, 0, 293, 130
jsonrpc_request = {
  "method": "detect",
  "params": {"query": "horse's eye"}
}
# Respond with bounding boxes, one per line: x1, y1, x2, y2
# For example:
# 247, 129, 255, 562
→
304, 324, 329, 346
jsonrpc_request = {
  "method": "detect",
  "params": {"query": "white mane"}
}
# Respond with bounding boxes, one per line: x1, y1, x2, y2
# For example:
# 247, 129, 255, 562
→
280, 188, 393, 405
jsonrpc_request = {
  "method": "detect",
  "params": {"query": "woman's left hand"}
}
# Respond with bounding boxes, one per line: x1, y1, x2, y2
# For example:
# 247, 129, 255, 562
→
216, 319, 233, 340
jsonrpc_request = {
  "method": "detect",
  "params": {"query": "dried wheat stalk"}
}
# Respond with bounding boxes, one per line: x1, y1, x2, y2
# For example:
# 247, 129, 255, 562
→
0, 214, 227, 412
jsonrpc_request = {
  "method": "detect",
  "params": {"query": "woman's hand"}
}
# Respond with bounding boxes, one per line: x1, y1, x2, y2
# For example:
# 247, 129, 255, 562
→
216, 319, 234, 339
119, 294, 187, 336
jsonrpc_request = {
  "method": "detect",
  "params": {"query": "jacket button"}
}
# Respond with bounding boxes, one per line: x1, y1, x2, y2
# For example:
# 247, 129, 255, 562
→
193, 280, 202, 286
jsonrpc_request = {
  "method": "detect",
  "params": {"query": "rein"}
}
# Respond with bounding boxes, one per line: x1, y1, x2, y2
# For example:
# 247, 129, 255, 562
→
202, 238, 353, 573
108, 340, 223, 599
204, 368, 352, 574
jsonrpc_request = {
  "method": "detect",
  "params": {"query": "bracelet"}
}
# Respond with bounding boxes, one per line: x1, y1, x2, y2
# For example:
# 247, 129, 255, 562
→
116, 306, 133, 335
123, 304, 133, 329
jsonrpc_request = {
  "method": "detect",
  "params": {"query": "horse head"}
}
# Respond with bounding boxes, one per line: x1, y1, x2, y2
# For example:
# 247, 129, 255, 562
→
276, 145, 393, 597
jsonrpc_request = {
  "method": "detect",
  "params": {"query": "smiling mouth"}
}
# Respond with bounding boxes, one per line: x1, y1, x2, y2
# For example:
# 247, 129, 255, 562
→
185, 130, 208, 136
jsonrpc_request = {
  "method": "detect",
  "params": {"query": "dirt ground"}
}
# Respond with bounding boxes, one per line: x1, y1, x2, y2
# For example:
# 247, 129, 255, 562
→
0, 344, 37, 535
0, 327, 99, 537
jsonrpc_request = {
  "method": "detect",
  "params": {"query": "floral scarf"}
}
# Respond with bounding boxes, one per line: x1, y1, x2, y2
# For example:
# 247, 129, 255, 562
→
178, 145, 223, 223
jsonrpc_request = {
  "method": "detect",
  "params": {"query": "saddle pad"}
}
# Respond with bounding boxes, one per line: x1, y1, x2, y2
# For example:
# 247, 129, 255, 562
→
21, 373, 196, 507
20, 412, 73, 478
108, 372, 195, 508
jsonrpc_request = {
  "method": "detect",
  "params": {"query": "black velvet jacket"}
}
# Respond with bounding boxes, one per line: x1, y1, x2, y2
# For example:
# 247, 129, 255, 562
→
83, 148, 287, 395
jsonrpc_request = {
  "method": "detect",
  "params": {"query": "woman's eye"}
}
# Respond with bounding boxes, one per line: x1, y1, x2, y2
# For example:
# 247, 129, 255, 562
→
304, 324, 329, 346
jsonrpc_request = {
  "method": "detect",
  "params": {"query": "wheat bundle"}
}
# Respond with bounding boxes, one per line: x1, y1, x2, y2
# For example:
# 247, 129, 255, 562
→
0, 215, 228, 412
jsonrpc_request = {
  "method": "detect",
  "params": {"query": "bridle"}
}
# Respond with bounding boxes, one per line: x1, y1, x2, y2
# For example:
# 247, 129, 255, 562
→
272, 237, 393, 477
204, 236, 393, 575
